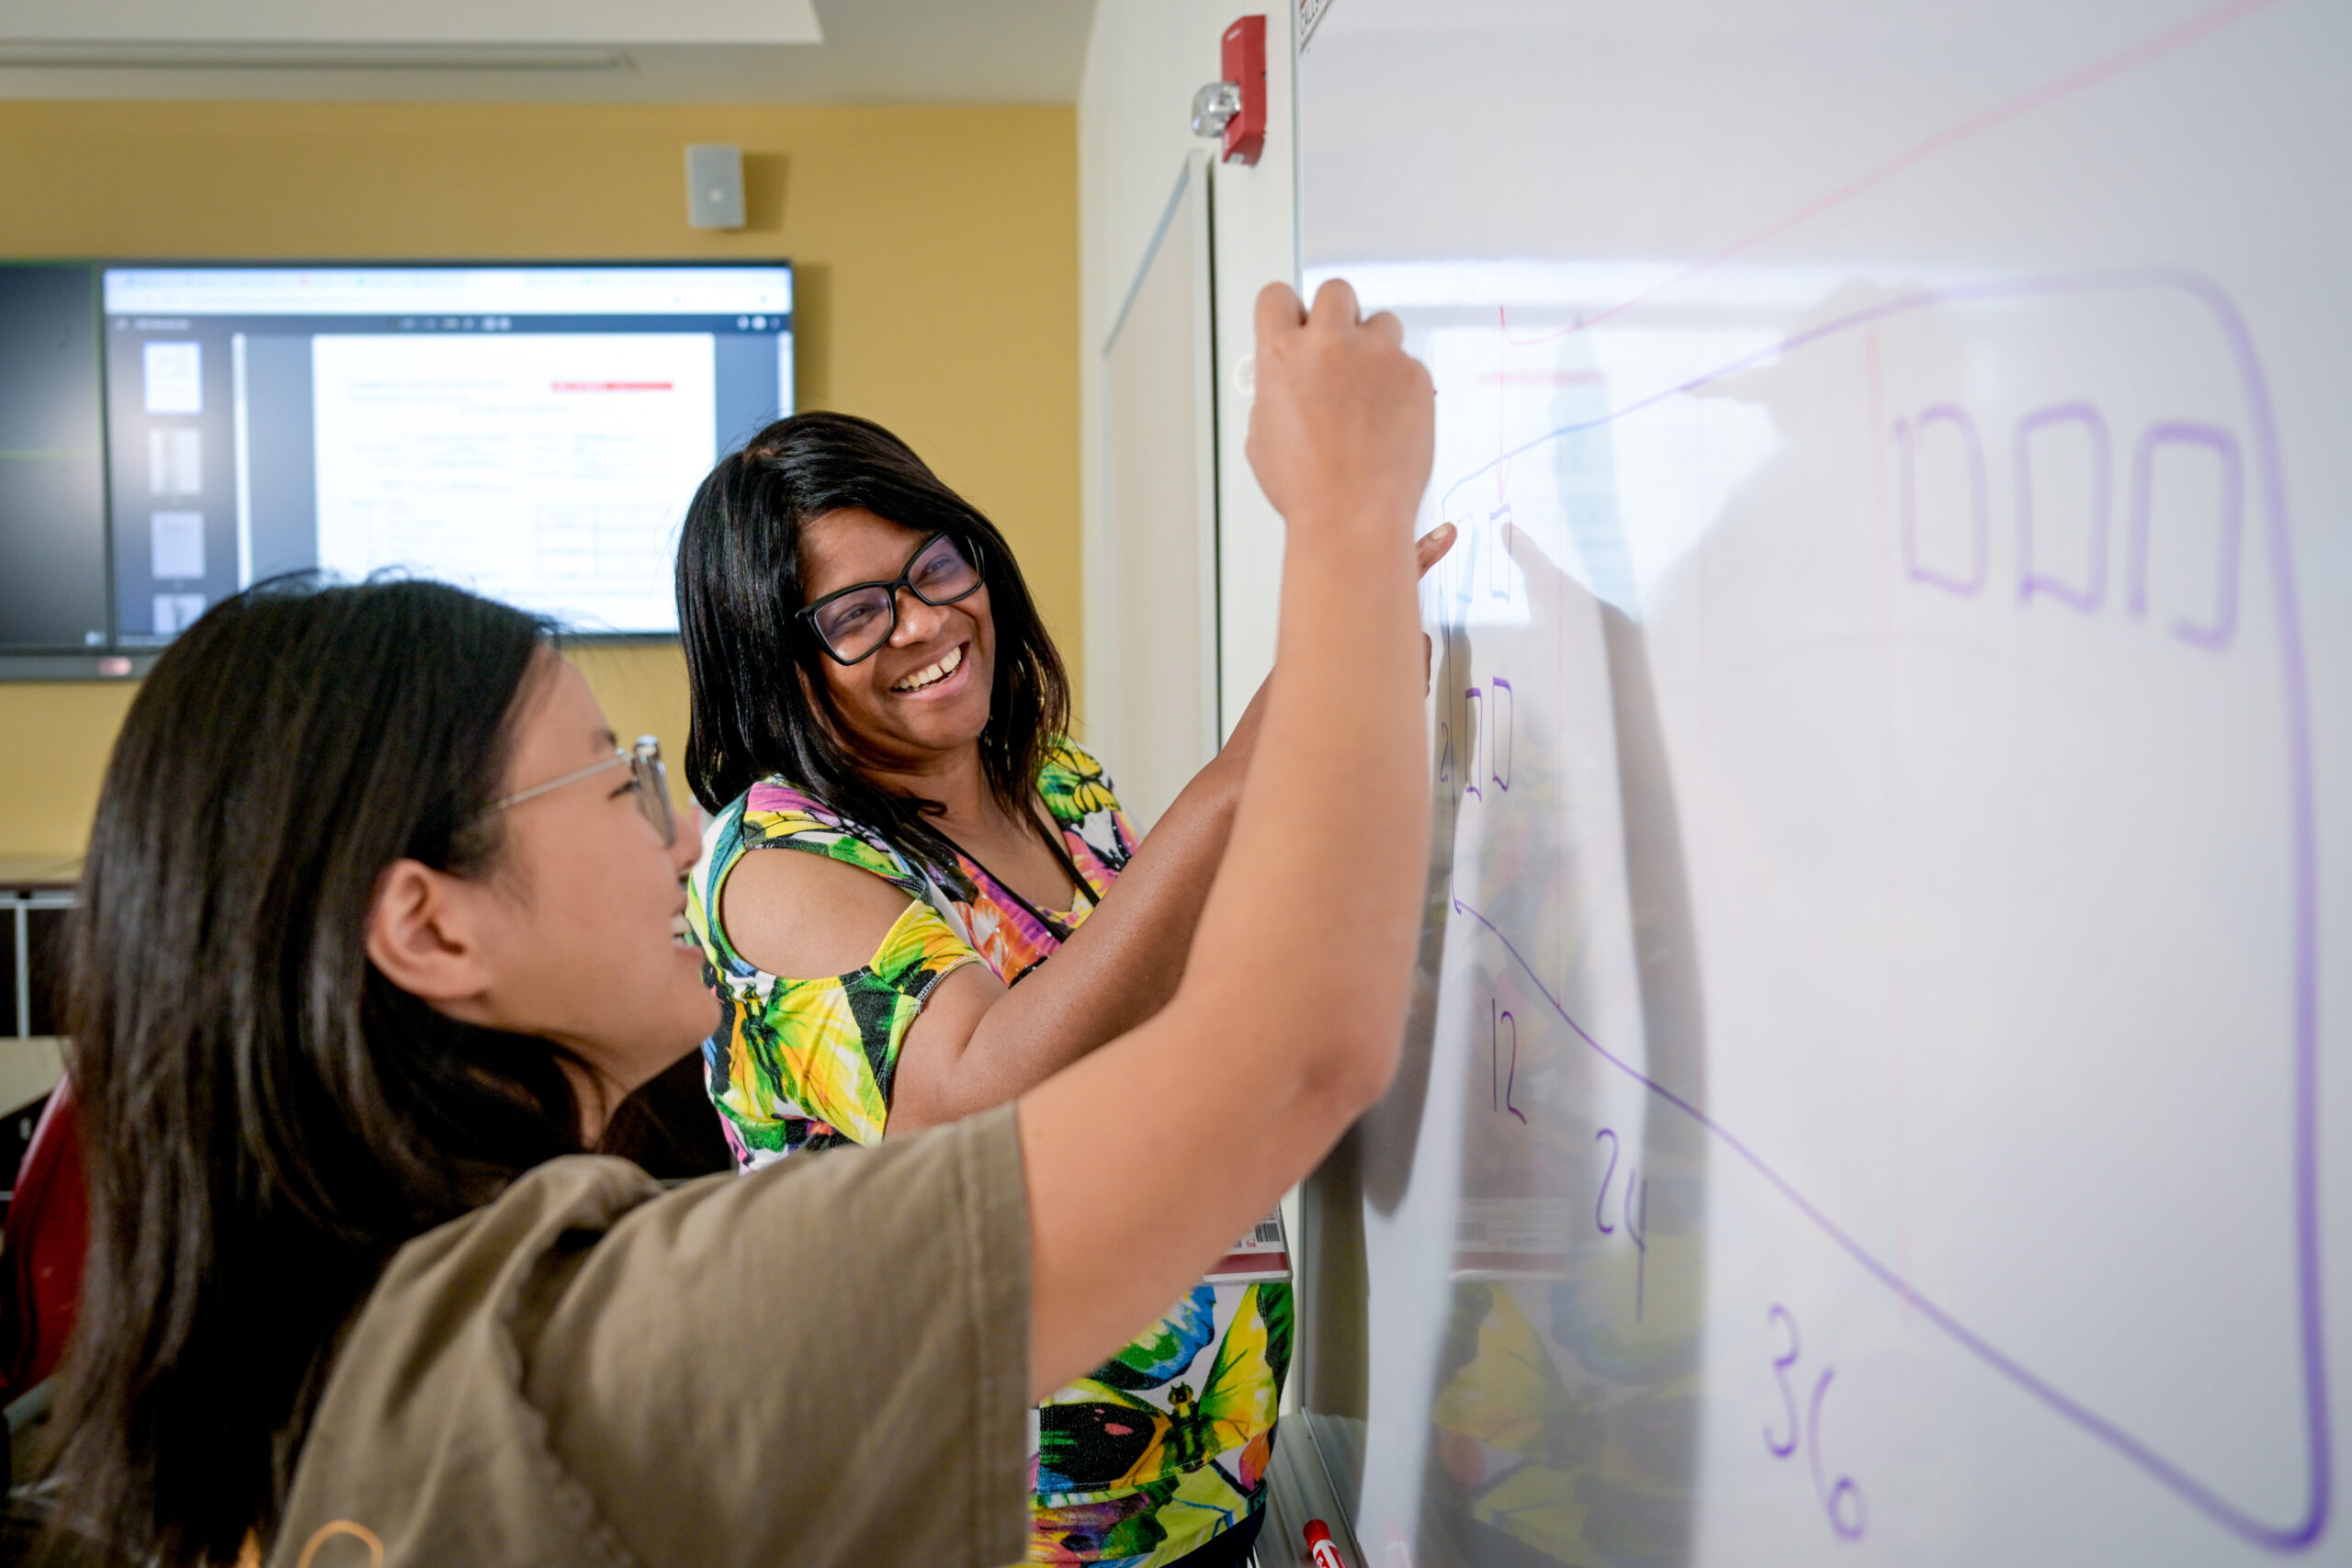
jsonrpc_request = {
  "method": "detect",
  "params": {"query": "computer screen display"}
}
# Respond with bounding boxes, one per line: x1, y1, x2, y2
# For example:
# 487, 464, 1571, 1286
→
0, 265, 109, 652
100, 264, 793, 640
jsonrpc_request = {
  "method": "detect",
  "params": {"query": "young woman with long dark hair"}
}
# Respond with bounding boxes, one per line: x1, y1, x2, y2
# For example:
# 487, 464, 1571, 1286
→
674, 406, 1449, 1563
46, 279, 1432, 1568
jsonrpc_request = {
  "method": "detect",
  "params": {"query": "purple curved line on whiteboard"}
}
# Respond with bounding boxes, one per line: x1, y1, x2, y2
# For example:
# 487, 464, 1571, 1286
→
2016, 400, 2113, 612
1765, 1303, 1803, 1458
1809, 1365, 1867, 1540
1456, 891, 2312, 1548
1899, 406, 1989, 595
1437, 271, 2324, 1550
1462, 686, 1484, 801
2128, 421, 2245, 650
1500, 1009, 1526, 1123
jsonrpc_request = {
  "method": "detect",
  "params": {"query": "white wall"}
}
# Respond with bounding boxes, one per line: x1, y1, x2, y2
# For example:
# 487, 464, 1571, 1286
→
1078, 6, 1305, 1391
1078, 1, 1295, 752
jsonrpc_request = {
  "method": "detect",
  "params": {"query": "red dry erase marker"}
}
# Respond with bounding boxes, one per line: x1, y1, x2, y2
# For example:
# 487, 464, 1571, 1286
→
1305, 1518, 1348, 1568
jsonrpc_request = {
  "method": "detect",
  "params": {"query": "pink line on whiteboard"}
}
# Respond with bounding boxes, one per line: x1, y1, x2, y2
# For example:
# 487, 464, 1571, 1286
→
1498, 0, 2281, 347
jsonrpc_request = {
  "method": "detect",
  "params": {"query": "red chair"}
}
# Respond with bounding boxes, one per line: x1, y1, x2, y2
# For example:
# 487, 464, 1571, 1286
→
0, 1076, 85, 1407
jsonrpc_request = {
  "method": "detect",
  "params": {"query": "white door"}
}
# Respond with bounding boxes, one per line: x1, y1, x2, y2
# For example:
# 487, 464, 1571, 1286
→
1092, 151, 1219, 830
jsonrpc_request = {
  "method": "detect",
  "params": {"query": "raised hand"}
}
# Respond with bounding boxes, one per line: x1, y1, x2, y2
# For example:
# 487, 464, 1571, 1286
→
1246, 278, 1435, 544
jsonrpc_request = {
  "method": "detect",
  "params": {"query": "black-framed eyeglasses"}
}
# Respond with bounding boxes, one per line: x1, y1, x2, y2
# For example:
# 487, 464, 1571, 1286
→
492, 735, 677, 848
795, 531, 986, 665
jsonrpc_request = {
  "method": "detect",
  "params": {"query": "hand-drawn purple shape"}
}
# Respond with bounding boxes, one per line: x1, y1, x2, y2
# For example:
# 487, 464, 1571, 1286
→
1490, 678, 1514, 792
1765, 1304, 1864, 1535
1766, 1304, 1803, 1459
2016, 401, 2113, 613
1897, 406, 1990, 596
1463, 686, 1484, 801
1809, 1367, 1867, 1540
1593, 1126, 1647, 1313
1500, 1008, 1525, 1122
1437, 268, 2326, 1551
1488, 997, 1525, 1122
2127, 421, 2244, 651
1594, 1127, 1619, 1235
1489, 503, 1515, 600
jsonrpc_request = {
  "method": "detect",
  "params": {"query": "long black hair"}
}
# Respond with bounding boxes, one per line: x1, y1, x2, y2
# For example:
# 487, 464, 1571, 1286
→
51, 579, 587, 1567
676, 412, 1071, 871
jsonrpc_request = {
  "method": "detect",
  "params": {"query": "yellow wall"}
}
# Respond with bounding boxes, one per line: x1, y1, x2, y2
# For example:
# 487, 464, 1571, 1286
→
0, 99, 1080, 858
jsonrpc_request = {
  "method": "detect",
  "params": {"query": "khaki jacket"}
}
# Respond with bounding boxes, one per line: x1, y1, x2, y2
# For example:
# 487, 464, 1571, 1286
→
267, 1107, 1030, 1568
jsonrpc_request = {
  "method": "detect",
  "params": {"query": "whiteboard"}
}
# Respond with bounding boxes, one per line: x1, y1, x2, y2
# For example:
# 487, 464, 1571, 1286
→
1285, 2, 2352, 1564
1095, 152, 1220, 829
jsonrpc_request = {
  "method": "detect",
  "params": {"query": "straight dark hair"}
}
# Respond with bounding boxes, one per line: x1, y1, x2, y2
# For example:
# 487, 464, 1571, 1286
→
676, 412, 1071, 872
51, 579, 586, 1567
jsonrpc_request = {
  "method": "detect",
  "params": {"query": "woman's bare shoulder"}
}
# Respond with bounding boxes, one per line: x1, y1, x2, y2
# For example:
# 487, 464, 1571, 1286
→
719, 842, 929, 979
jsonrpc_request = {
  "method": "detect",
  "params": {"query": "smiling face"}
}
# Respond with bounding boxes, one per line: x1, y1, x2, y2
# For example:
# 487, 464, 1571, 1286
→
469, 657, 718, 1094
800, 506, 996, 769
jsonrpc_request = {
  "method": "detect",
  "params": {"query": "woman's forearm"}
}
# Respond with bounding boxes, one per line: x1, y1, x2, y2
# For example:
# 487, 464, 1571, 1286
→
886, 681, 1269, 1128
1021, 278, 1433, 1394
999, 673, 1272, 1022
892, 512, 1460, 1133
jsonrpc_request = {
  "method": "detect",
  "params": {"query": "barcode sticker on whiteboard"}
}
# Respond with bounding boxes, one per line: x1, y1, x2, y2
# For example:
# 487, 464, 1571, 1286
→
1452, 1198, 1573, 1280
1205, 1208, 1291, 1284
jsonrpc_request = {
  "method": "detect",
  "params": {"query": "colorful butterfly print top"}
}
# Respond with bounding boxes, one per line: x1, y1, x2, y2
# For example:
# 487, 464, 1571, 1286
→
684, 740, 1289, 1568
1032, 1281, 1291, 1567
684, 740, 1138, 1168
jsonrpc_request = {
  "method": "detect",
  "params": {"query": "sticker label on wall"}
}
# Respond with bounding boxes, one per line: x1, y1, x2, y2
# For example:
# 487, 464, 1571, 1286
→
1299, 0, 1334, 51
1205, 1209, 1291, 1284
1452, 1198, 1572, 1280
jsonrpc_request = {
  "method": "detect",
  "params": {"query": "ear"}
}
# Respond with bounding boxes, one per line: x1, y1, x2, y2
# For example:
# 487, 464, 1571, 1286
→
365, 857, 498, 1016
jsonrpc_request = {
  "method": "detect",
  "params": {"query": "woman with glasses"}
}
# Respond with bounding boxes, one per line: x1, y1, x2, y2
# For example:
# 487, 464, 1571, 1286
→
675, 410, 1450, 1568
45, 279, 1434, 1568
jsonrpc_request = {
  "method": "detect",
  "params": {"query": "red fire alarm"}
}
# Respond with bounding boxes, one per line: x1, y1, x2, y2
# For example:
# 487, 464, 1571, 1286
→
1191, 16, 1268, 165
1221, 16, 1267, 164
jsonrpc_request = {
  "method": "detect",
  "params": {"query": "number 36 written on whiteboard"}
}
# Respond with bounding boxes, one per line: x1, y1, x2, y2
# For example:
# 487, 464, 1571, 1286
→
1765, 1303, 1867, 1541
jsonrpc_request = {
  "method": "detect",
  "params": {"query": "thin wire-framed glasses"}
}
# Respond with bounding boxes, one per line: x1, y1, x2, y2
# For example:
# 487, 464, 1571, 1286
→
492, 734, 677, 847
796, 531, 985, 665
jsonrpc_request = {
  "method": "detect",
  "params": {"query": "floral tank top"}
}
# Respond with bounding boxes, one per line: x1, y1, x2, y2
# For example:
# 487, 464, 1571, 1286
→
685, 740, 1290, 1567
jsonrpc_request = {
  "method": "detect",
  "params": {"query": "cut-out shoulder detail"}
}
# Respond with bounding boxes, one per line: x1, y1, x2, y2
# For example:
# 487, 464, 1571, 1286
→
685, 783, 986, 1166
683, 748, 1141, 1167
718, 841, 929, 982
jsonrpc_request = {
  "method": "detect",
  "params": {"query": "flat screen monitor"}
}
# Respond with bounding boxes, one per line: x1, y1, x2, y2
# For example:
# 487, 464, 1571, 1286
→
0, 265, 109, 652
100, 263, 793, 640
